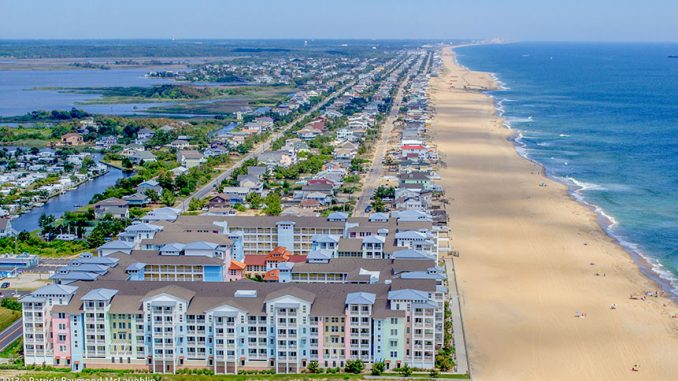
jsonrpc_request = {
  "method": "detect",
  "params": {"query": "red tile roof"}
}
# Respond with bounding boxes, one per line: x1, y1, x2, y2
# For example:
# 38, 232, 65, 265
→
228, 260, 245, 271
263, 269, 279, 281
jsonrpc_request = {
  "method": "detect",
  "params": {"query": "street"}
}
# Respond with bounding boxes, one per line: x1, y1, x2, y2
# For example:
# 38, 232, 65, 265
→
0, 319, 22, 353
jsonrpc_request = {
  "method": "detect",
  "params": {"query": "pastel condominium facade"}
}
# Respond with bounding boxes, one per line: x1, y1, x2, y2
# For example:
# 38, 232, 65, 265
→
22, 279, 444, 373
22, 214, 449, 374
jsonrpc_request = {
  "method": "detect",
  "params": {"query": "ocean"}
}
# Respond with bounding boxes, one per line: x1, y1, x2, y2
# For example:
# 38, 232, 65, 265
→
456, 42, 678, 296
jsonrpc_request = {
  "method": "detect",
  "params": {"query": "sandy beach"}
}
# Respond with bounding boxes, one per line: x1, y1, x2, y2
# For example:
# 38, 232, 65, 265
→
430, 46, 678, 380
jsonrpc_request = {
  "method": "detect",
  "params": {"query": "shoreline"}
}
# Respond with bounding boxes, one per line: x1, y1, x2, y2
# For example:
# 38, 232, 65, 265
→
462, 56, 678, 301
431, 45, 678, 380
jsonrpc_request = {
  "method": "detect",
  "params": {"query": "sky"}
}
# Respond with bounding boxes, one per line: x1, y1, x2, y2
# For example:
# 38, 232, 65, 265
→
1, 0, 677, 42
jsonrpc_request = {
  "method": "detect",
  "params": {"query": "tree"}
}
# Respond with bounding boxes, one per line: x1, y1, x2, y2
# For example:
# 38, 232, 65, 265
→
158, 172, 174, 191
161, 189, 176, 207
263, 192, 282, 216
307, 360, 320, 374
344, 359, 364, 374
64, 161, 75, 172
373, 197, 386, 213
0, 298, 22, 311
371, 361, 385, 376
87, 230, 106, 248
246, 192, 263, 209
17, 231, 30, 242
145, 189, 160, 202
121, 157, 134, 170
435, 351, 454, 371
39, 214, 56, 236
80, 156, 95, 172
188, 197, 205, 211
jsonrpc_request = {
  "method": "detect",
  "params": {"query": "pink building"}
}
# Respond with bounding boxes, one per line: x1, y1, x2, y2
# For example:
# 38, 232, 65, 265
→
51, 313, 71, 366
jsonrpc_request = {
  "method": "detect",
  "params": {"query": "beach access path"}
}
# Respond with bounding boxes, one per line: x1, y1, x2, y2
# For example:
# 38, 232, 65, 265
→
429, 45, 678, 381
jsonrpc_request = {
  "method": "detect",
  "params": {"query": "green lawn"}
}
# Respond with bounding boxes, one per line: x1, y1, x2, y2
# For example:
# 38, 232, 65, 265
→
0, 338, 22, 359
0, 306, 21, 332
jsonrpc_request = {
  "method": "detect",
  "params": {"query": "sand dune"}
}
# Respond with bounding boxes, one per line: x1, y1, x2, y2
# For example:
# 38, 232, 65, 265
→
430, 46, 678, 381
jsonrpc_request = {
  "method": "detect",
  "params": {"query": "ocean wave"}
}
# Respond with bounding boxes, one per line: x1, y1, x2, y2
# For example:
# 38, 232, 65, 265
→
559, 133, 570, 137
564, 177, 607, 192
507, 116, 533, 124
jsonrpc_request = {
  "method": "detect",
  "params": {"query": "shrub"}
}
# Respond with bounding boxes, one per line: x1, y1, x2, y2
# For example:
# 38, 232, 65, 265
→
0, 298, 21, 311
344, 359, 364, 374
371, 361, 385, 376
396, 364, 413, 377
307, 360, 320, 374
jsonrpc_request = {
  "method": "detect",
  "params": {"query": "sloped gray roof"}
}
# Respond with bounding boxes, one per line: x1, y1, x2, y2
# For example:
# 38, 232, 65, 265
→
99, 240, 134, 250
387, 288, 430, 301
33, 284, 78, 296
345, 292, 376, 305
391, 249, 433, 260
82, 288, 118, 301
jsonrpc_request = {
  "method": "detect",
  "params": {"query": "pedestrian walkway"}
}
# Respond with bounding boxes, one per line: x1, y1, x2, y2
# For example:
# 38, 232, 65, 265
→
445, 257, 470, 376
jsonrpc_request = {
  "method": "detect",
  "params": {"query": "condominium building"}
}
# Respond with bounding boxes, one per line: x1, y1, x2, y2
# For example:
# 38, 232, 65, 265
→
22, 279, 444, 373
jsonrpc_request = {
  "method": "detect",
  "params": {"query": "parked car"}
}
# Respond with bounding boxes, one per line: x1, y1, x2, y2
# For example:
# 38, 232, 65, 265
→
1, 282, 10, 289
365, 205, 372, 213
